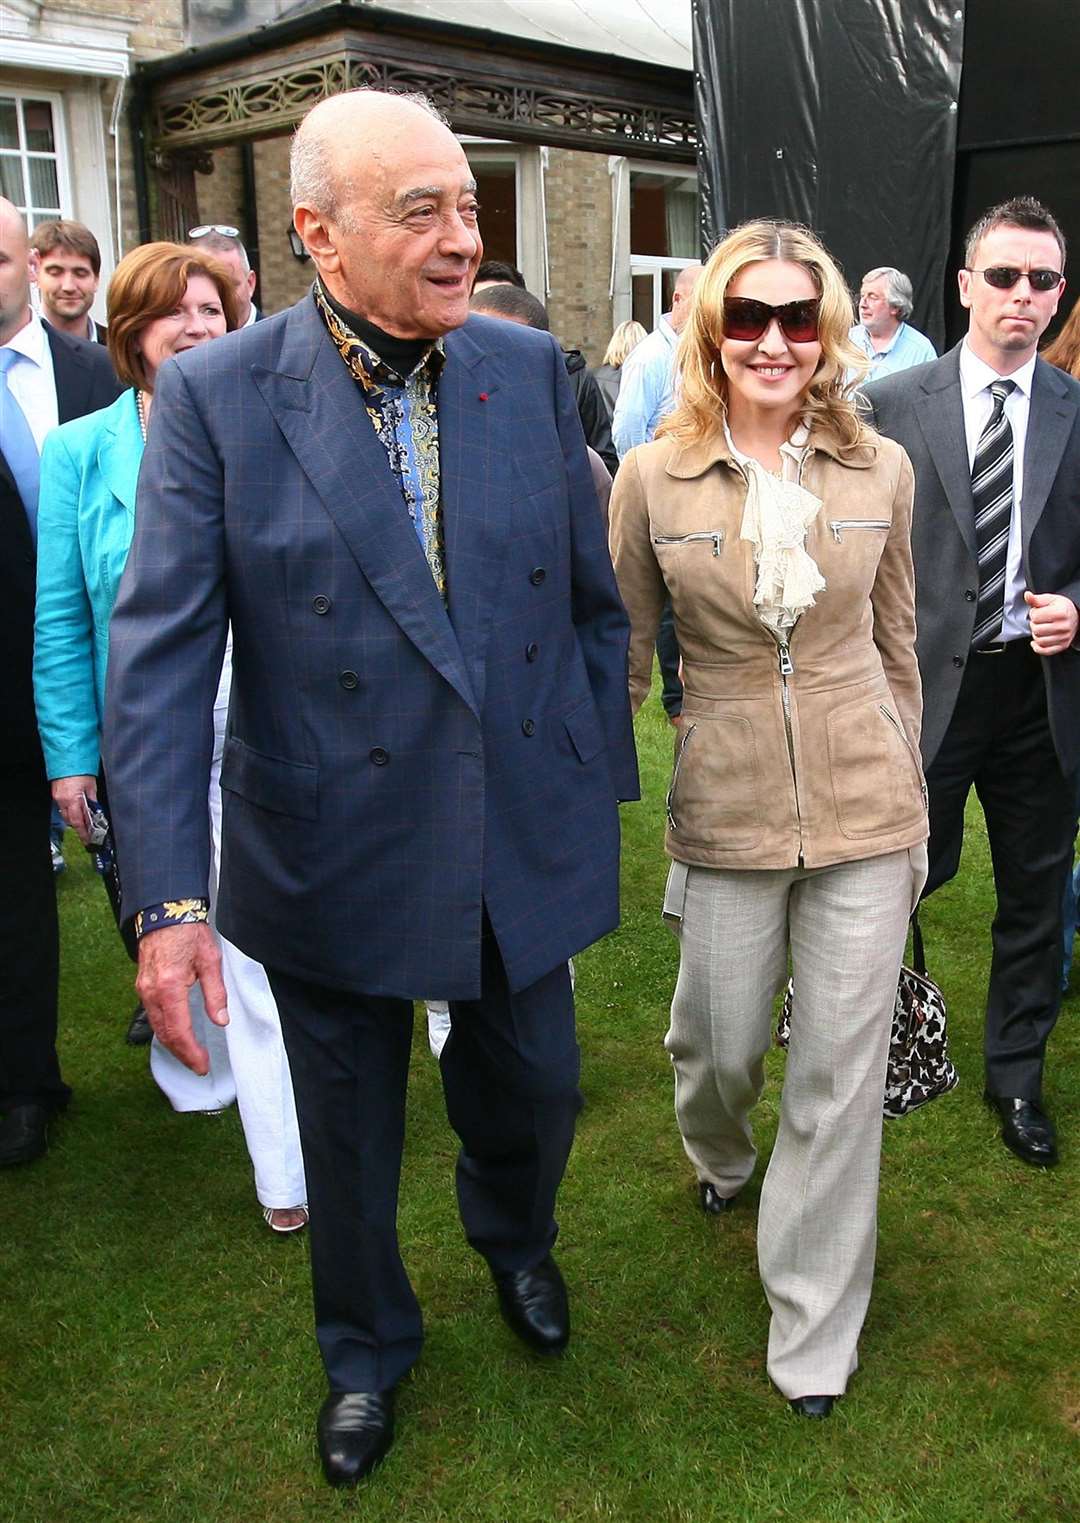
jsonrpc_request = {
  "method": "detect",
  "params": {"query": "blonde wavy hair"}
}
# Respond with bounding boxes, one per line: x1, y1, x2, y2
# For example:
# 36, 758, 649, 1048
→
602, 319, 647, 369
658, 219, 869, 453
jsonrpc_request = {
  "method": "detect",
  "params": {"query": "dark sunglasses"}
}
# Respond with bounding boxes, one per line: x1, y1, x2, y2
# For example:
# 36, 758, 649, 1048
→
964, 265, 1063, 291
721, 297, 820, 343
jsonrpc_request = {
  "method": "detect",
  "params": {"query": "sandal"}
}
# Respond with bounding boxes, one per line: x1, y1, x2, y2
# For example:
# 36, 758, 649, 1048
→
263, 1204, 309, 1234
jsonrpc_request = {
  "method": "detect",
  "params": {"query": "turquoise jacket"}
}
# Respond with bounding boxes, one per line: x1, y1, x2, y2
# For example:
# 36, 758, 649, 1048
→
34, 388, 143, 780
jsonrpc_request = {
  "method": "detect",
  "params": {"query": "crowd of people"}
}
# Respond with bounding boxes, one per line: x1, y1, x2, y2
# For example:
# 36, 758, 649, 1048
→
2, 83, 1078, 1489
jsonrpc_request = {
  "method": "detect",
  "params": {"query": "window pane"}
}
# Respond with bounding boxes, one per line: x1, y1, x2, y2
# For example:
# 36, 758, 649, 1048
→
0, 99, 18, 151
23, 101, 55, 153
473, 163, 516, 266
28, 157, 59, 209
631, 272, 655, 331
0, 156, 24, 205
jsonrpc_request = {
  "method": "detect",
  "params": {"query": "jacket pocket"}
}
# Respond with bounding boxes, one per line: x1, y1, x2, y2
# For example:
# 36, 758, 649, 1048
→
220, 735, 319, 819
653, 529, 725, 556
563, 697, 604, 765
666, 716, 763, 849
827, 519, 890, 542
826, 697, 926, 839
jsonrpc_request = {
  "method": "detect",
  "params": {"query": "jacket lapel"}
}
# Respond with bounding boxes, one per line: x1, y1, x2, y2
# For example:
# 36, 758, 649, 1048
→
48, 325, 95, 424
252, 300, 478, 717
438, 323, 507, 712
1021, 357, 1077, 556
96, 390, 141, 515
913, 347, 977, 558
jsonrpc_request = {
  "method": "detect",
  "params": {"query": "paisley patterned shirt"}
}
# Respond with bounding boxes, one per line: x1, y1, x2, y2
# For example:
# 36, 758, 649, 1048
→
313, 280, 447, 599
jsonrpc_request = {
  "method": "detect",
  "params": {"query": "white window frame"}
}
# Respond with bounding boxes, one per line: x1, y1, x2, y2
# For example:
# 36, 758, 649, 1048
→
0, 88, 72, 222
457, 137, 546, 297
609, 156, 699, 327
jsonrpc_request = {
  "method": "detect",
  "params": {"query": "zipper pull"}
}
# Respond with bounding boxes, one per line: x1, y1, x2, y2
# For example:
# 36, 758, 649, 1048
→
830, 522, 843, 543
711, 532, 723, 556
778, 643, 794, 676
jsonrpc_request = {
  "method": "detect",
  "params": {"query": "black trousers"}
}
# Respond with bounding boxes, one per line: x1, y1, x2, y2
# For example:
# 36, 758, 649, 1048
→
267, 916, 580, 1392
0, 765, 68, 1112
923, 641, 1075, 1100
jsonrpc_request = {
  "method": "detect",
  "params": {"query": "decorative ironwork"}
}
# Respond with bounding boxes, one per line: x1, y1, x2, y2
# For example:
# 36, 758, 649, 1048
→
151, 57, 696, 159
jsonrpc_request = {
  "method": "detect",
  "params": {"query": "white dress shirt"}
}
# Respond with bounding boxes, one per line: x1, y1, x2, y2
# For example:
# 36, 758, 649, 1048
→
958, 339, 1037, 642
1, 309, 58, 452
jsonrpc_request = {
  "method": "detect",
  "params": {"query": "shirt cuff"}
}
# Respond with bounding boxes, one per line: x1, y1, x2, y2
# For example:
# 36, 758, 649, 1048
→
135, 899, 210, 938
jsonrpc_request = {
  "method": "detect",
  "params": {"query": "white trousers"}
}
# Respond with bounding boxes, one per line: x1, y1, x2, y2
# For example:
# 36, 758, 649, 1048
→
150, 657, 306, 1209
664, 851, 914, 1399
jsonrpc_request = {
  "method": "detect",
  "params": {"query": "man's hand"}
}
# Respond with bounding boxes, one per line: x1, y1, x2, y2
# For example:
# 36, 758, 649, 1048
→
1026, 591, 1080, 655
50, 775, 98, 844
136, 923, 228, 1075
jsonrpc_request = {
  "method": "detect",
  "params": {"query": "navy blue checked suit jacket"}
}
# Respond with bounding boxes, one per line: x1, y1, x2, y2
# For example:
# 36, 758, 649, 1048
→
103, 299, 639, 999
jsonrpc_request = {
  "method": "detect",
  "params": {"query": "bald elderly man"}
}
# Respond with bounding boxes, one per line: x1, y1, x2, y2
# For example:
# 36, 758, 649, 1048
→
103, 90, 637, 1485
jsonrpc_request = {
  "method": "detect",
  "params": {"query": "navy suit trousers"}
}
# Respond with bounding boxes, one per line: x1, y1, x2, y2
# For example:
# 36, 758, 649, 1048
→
266, 915, 580, 1391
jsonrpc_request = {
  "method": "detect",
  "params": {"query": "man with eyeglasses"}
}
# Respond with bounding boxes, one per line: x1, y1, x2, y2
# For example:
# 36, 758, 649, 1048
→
866, 195, 1080, 1169
186, 225, 260, 327
848, 265, 936, 381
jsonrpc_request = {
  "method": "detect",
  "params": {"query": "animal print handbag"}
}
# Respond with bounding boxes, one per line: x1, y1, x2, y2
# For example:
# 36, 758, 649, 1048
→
775, 910, 959, 1118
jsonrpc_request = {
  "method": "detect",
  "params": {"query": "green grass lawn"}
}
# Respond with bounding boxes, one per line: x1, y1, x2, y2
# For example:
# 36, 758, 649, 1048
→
3, 688, 1078, 1522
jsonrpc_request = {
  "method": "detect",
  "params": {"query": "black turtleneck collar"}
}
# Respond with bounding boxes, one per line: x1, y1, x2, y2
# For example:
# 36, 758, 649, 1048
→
319, 284, 434, 380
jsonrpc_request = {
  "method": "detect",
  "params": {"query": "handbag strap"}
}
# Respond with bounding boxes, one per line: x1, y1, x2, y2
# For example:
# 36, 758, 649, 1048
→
910, 906, 927, 977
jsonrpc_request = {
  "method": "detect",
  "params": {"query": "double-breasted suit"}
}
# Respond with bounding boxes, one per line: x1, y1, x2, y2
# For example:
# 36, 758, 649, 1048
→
103, 296, 638, 1387
866, 344, 1080, 1101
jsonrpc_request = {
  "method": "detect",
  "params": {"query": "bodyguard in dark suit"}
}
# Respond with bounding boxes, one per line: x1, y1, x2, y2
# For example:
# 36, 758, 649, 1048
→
104, 92, 638, 1485
866, 196, 1080, 1168
0, 197, 120, 1166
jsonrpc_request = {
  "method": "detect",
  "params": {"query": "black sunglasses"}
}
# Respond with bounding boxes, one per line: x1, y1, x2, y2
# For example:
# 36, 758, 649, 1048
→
964, 265, 1063, 291
721, 297, 820, 344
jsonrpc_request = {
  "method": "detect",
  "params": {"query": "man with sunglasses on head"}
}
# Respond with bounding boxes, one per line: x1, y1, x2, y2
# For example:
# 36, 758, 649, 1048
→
866, 195, 1080, 1169
186, 225, 260, 327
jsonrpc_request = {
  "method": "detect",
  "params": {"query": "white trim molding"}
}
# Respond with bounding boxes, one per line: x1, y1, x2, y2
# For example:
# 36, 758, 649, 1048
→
0, 3, 130, 79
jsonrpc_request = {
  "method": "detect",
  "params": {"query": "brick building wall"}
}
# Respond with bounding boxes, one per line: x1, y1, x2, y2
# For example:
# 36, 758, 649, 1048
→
544, 148, 614, 368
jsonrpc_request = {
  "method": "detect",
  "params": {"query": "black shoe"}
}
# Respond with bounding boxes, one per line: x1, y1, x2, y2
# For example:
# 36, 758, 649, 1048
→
492, 1253, 570, 1353
789, 1395, 835, 1419
984, 1093, 1058, 1167
0, 1103, 51, 1167
316, 1390, 395, 1487
699, 1181, 736, 1215
125, 1003, 153, 1046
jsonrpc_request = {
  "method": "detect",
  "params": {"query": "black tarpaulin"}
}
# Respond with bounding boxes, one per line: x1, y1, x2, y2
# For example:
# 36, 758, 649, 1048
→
692, 0, 965, 349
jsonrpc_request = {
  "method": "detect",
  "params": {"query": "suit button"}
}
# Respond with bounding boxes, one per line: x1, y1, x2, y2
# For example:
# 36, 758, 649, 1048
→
521, 718, 536, 736
529, 567, 546, 586
312, 595, 331, 614
369, 747, 390, 766
339, 670, 358, 689
963, 589, 976, 602
952, 655, 964, 668
525, 642, 540, 662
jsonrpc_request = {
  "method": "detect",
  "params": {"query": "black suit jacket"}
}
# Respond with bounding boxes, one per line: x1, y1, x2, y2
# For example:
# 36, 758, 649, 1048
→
865, 345, 1080, 772
2, 324, 120, 771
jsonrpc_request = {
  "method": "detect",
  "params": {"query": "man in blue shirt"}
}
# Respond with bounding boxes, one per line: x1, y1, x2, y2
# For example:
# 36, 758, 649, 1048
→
849, 266, 936, 381
612, 263, 701, 457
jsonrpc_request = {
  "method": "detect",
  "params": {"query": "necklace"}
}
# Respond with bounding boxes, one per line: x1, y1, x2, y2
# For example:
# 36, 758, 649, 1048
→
136, 389, 149, 442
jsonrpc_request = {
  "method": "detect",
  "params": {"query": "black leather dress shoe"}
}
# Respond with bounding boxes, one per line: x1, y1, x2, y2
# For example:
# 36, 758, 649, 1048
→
984, 1093, 1058, 1167
0, 1103, 50, 1167
492, 1253, 570, 1353
317, 1390, 395, 1487
789, 1395, 835, 1419
125, 1002, 153, 1046
699, 1181, 736, 1215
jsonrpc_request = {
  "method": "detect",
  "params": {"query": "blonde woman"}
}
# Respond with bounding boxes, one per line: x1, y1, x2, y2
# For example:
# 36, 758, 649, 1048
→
595, 318, 647, 416
608, 220, 928, 1416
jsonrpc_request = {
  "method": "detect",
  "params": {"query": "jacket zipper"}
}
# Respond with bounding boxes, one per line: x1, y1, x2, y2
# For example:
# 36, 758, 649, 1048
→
776, 639, 804, 864
653, 530, 725, 556
828, 519, 891, 542
879, 704, 929, 809
665, 722, 697, 830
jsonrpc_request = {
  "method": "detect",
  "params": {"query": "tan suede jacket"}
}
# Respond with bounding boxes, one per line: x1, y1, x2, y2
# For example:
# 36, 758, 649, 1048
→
609, 426, 928, 870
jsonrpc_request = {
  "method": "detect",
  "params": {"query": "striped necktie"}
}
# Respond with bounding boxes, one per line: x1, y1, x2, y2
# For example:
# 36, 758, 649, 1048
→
0, 346, 41, 541
970, 378, 1016, 650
